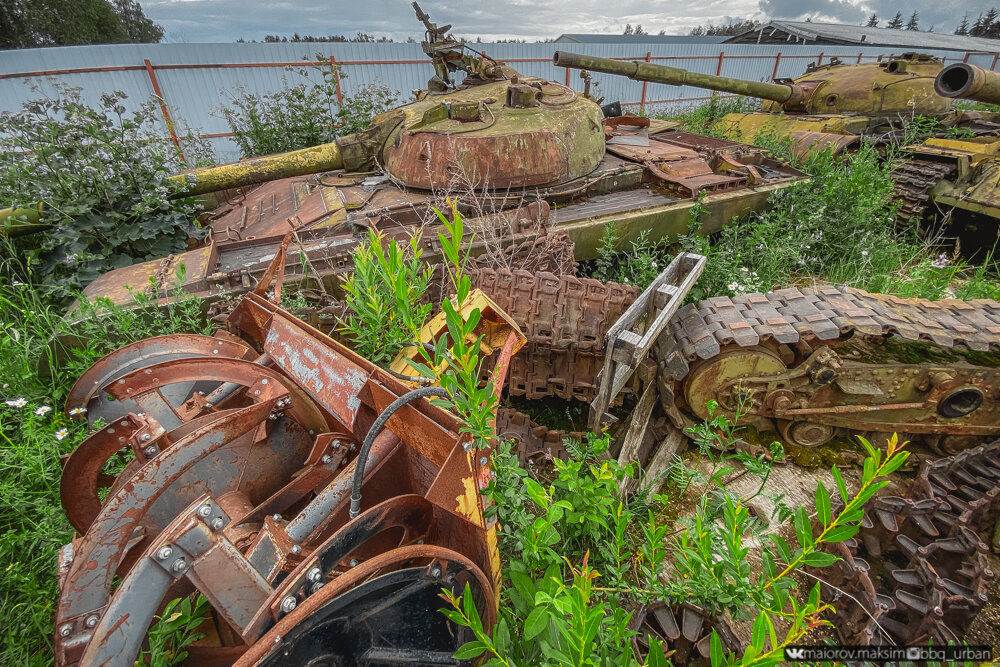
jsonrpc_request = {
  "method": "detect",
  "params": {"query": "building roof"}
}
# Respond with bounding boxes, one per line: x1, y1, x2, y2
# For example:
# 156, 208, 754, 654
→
725, 21, 1000, 53
554, 34, 727, 44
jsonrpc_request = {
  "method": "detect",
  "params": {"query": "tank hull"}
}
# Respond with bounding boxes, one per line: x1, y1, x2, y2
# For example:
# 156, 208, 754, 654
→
80, 125, 805, 309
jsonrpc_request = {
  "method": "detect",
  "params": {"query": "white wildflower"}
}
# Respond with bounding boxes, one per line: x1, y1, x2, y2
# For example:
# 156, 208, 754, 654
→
5, 398, 27, 408
35, 405, 52, 416
861, 250, 869, 257
931, 253, 949, 269
55, 428, 69, 441
728, 281, 740, 291
69, 407, 87, 416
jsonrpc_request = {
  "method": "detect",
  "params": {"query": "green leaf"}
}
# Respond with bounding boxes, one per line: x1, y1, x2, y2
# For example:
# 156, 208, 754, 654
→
709, 630, 724, 667
645, 638, 670, 667
751, 612, 767, 652
801, 550, 839, 567
823, 525, 859, 542
815, 481, 832, 527
831, 465, 849, 502
453, 641, 488, 659
769, 534, 793, 563
793, 506, 813, 548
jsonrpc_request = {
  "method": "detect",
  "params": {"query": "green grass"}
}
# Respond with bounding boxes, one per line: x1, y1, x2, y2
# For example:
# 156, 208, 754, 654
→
0, 279, 210, 664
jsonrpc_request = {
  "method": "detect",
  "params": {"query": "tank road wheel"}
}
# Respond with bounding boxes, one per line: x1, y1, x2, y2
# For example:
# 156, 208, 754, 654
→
682, 347, 786, 419
778, 420, 836, 448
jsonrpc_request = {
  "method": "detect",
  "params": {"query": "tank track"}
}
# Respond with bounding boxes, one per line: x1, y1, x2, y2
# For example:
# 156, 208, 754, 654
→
891, 157, 958, 225
812, 440, 1000, 646
654, 284, 1000, 455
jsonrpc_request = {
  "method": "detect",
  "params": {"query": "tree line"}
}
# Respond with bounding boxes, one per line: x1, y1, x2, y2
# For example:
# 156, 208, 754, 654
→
1, 0, 162, 49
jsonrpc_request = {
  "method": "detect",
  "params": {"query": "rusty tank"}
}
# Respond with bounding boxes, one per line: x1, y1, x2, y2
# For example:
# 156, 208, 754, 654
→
77, 4, 804, 310
553, 50, 1000, 159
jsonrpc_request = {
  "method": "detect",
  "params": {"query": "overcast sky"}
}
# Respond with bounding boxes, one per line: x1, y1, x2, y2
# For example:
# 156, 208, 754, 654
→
142, 0, 995, 43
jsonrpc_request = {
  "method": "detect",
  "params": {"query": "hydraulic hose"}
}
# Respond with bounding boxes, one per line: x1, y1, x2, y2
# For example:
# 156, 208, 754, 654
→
349, 386, 450, 518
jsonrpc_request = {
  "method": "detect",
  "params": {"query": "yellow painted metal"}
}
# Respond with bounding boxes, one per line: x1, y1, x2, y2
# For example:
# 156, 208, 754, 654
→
556, 51, 950, 117
167, 143, 345, 197
0, 202, 46, 235
388, 289, 527, 383
936, 63, 1000, 106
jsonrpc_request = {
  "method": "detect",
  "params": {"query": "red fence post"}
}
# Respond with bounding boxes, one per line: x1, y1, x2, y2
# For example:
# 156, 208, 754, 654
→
143, 59, 185, 164
857, 52, 863, 64
712, 51, 724, 98
565, 66, 570, 87
330, 55, 344, 107
992, 52, 999, 70
771, 52, 782, 81
816, 51, 824, 66
640, 51, 651, 114
964, 52, 971, 63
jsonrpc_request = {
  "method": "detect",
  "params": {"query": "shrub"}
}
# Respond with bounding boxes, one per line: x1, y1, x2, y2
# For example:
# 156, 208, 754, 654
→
0, 274, 210, 662
0, 86, 204, 303
218, 57, 399, 157
339, 228, 433, 366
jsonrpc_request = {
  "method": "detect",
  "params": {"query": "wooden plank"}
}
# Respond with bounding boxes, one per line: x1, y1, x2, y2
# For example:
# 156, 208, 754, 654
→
629, 254, 706, 365
641, 426, 687, 501
616, 380, 658, 496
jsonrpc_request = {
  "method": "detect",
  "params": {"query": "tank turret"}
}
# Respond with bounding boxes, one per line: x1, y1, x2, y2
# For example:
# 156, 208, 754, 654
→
553, 50, 952, 117
168, 5, 604, 197
935, 63, 1000, 106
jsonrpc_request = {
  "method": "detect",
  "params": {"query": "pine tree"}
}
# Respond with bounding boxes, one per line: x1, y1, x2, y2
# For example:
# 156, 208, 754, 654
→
955, 15, 970, 35
886, 11, 904, 29
623, 23, 633, 35
633, 24, 646, 35
985, 8, 1000, 37
905, 11, 919, 30
866, 13, 879, 27
971, 12, 987, 36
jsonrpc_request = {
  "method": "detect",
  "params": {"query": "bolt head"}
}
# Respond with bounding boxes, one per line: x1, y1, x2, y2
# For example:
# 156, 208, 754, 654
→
272, 514, 282, 521
307, 567, 323, 582
261, 378, 269, 385
479, 456, 488, 466
59, 624, 73, 637
349, 559, 359, 567
198, 504, 213, 517
85, 615, 99, 629
280, 595, 297, 613
156, 546, 173, 560
140, 433, 151, 442
291, 545, 302, 555
332, 439, 341, 448
172, 558, 187, 573
430, 566, 442, 579
204, 402, 213, 409
462, 441, 473, 452
144, 446, 158, 457
211, 517, 225, 530
321, 454, 332, 464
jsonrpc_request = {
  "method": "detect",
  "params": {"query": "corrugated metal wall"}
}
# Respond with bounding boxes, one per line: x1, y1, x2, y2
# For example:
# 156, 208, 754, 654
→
1, 42, 991, 162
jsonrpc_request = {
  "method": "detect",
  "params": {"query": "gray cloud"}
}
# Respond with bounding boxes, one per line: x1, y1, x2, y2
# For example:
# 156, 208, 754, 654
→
757, 0, 991, 31
142, 0, 990, 43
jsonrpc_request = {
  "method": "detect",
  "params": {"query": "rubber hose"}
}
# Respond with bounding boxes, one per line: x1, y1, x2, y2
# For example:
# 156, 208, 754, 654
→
349, 386, 450, 518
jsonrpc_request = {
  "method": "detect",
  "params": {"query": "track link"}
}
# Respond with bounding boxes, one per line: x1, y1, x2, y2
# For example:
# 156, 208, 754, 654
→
891, 157, 958, 225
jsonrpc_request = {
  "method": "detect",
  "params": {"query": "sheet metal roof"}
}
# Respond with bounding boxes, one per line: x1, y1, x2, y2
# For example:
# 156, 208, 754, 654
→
554, 34, 727, 44
726, 21, 1000, 53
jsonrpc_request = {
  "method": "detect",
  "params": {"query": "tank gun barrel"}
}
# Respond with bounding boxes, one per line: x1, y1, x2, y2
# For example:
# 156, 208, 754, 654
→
552, 51, 804, 107
166, 142, 344, 197
935, 63, 1000, 106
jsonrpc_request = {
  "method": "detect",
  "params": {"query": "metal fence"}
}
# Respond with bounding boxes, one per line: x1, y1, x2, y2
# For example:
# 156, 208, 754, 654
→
2, 41, 997, 162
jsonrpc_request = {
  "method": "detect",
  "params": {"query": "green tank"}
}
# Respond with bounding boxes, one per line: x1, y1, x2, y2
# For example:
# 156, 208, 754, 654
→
553, 50, 1000, 158
77, 4, 805, 309
888, 63, 1000, 231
